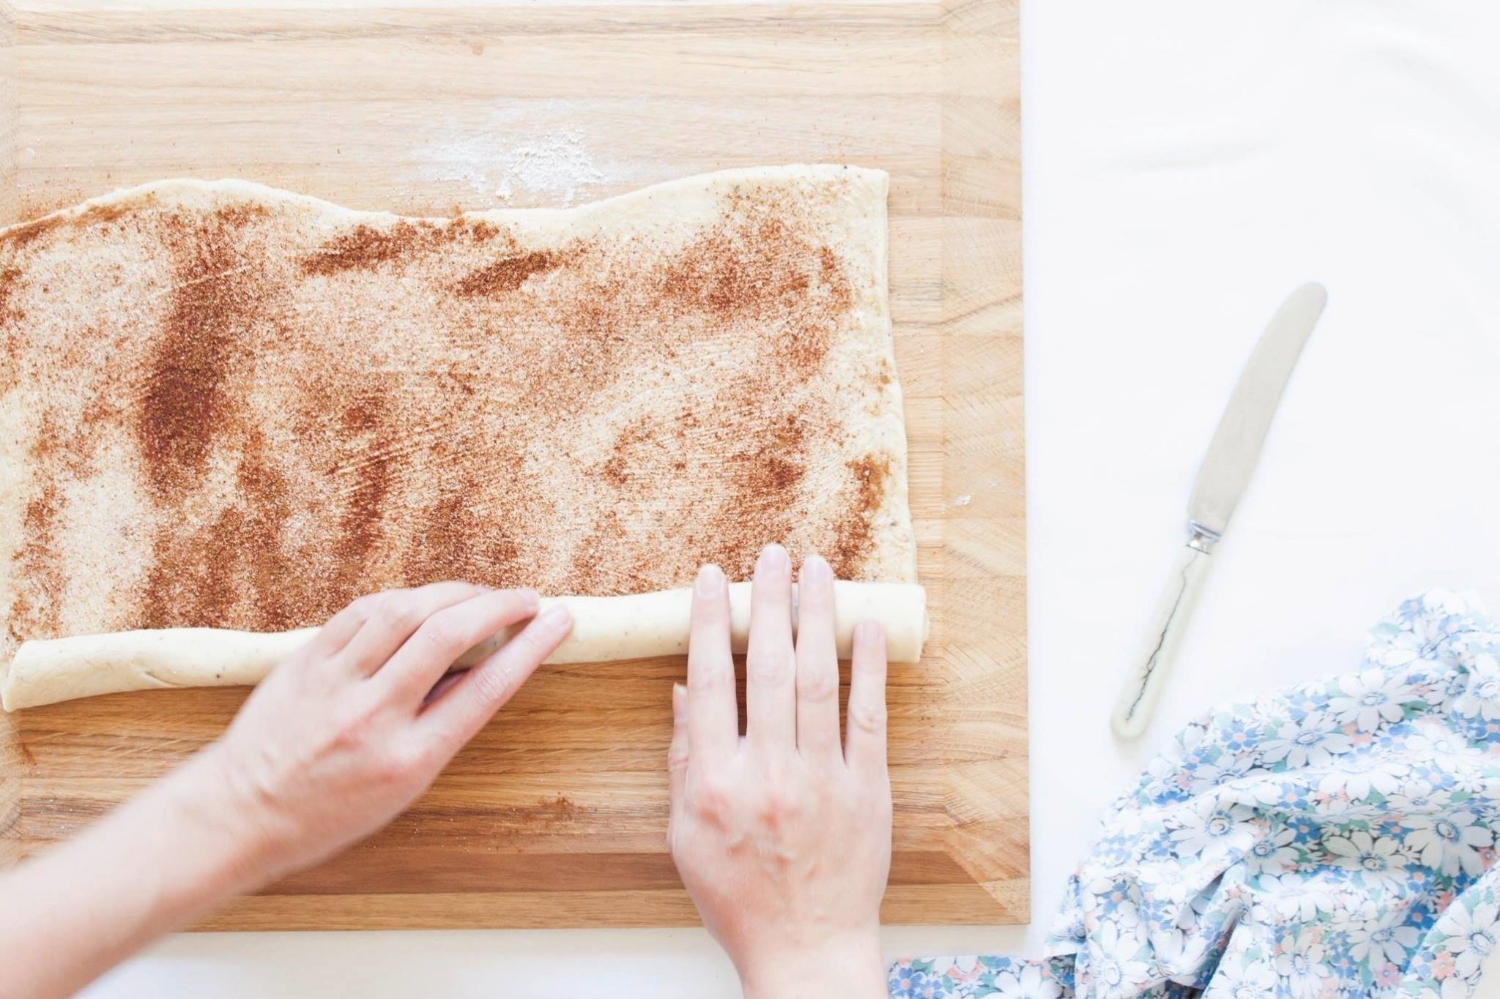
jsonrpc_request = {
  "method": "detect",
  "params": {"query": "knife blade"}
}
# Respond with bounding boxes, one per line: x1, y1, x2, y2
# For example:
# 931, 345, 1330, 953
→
1110, 282, 1328, 740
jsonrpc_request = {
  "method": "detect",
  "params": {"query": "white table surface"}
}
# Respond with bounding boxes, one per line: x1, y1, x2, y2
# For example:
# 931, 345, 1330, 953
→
83, 1, 1500, 995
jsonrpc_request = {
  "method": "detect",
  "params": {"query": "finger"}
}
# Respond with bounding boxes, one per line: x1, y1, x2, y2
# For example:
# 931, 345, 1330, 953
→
745, 543, 796, 753
667, 682, 689, 819
376, 588, 543, 701
305, 592, 386, 660
337, 581, 489, 676
845, 620, 888, 777
420, 603, 573, 747
423, 670, 467, 706
794, 555, 842, 765
687, 564, 738, 765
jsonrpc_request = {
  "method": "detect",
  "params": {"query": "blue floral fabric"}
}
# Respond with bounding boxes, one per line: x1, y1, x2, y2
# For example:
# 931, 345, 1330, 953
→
891, 590, 1500, 998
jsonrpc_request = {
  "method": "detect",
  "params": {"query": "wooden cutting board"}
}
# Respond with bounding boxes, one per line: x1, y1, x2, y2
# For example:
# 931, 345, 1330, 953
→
0, 0, 1025, 928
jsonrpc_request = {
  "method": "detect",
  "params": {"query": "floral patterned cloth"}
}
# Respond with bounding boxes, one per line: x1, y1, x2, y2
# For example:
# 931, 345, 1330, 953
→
890, 590, 1500, 998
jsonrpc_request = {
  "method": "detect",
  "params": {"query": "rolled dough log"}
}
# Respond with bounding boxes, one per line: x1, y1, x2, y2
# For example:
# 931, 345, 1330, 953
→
1, 581, 926, 710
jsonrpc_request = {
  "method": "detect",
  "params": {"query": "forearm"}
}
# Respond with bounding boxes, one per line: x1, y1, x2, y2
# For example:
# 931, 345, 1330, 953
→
0, 749, 264, 999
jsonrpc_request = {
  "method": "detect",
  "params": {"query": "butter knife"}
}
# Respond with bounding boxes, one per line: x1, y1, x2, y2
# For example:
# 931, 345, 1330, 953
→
1110, 283, 1328, 740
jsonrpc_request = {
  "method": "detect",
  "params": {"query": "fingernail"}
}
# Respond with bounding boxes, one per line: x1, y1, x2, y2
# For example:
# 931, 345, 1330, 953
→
801, 554, 831, 584
539, 603, 571, 629
696, 563, 724, 597
759, 543, 789, 574
672, 682, 686, 718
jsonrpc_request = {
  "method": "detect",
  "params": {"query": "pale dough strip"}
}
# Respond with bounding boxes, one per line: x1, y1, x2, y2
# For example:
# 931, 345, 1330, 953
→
1, 582, 927, 710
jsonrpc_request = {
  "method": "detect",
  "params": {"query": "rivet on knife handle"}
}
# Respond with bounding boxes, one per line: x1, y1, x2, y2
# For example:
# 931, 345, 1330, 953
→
1111, 283, 1328, 740
1110, 526, 1217, 739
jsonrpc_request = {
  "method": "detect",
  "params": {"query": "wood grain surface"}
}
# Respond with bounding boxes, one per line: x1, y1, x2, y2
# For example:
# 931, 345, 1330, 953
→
0, 0, 1026, 928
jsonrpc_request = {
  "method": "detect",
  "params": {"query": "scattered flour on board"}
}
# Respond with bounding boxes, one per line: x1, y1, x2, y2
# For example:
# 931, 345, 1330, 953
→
414, 128, 607, 206
15, 149, 36, 191
954, 494, 972, 507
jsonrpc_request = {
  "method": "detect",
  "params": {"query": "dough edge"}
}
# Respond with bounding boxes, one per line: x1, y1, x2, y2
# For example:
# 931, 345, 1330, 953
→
0, 163, 892, 240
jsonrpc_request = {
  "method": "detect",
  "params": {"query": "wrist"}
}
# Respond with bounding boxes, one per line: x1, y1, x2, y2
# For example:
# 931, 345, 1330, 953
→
151, 747, 284, 901
738, 930, 886, 999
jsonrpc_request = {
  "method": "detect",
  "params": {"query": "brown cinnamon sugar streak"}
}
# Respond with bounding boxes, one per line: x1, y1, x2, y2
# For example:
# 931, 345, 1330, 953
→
0, 171, 909, 643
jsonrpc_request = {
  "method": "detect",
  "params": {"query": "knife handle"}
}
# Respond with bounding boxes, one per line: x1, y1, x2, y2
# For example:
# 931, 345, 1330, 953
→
1110, 538, 1214, 740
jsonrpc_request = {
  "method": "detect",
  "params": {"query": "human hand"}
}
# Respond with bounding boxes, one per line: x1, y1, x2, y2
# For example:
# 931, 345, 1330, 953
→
0, 583, 571, 999
192, 583, 573, 884
668, 545, 892, 999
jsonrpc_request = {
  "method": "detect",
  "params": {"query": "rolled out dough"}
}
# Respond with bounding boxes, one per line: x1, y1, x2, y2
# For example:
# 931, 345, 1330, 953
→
0, 166, 919, 709
1, 581, 927, 709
